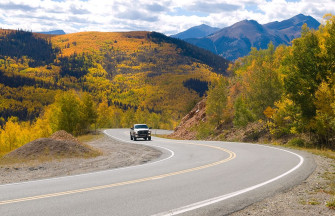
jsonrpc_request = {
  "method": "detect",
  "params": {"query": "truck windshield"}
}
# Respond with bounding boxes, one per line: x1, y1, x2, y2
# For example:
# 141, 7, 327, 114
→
134, 125, 148, 129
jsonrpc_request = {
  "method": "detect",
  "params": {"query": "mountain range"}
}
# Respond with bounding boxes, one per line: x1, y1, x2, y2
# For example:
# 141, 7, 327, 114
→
172, 14, 320, 61
36, 30, 66, 35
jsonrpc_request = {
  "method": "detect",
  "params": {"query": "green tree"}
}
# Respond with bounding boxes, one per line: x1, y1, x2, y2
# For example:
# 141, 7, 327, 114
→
57, 91, 81, 135
283, 24, 324, 120
233, 96, 256, 127
323, 14, 335, 76
244, 43, 283, 118
81, 93, 97, 131
206, 77, 229, 126
314, 82, 335, 148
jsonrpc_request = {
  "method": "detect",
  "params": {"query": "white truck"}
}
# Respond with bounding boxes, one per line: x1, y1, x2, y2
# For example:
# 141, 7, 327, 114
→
130, 124, 152, 141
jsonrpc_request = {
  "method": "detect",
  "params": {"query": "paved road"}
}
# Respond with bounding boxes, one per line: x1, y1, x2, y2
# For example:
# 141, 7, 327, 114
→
0, 129, 315, 216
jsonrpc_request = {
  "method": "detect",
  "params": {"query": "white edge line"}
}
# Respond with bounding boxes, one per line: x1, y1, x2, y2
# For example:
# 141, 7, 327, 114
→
0, 129, 175, 188
152, 145, 304, 216
103, 129, 175, 166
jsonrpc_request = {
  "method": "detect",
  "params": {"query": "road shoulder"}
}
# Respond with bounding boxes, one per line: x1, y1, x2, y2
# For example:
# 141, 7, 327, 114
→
0, 134, 162, 185
230, 152, 334, 216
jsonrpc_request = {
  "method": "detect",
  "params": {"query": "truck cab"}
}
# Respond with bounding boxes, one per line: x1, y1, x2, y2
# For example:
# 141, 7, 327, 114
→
130, 124, 152, 141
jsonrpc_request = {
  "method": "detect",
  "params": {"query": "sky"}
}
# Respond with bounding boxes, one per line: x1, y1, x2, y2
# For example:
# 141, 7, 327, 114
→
0, 0, 334, 35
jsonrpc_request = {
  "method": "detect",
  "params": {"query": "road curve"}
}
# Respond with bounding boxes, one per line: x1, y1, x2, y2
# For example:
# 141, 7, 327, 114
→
0, 129, 315, 216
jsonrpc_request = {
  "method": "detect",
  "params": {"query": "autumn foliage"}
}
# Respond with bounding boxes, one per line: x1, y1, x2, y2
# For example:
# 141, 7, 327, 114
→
201, 14, 335, 149
0, 29, 227, 155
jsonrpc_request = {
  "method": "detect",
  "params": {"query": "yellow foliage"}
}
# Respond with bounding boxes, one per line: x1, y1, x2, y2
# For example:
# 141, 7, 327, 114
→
0, 111, 55, 155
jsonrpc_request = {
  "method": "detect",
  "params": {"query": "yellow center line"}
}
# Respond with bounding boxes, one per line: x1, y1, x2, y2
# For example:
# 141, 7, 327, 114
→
0, 142, 236, 205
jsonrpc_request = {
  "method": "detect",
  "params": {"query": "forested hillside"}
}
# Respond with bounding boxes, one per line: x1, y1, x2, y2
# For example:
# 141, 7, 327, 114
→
186, 14, 335, 150
0, 29, 229, 155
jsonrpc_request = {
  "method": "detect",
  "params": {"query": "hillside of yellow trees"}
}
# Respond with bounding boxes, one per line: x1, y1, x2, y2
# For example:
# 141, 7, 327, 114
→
187, 14, 335, 150
0, 29, 229, 155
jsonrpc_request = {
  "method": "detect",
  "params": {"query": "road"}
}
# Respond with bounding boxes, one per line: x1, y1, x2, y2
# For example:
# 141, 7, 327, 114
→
0, 129, 315, 216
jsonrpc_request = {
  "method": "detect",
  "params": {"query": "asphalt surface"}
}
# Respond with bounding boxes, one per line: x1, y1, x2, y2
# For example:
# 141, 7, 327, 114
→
0, 129, 315, 216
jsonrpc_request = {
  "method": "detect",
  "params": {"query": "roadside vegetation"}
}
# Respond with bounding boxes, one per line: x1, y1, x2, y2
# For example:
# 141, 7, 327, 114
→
185, 14, 335, 209
195, 14, 335, 151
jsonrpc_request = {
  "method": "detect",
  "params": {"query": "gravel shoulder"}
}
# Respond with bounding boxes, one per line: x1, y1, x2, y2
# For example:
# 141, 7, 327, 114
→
231, 153, 335, 216
0, 133, 162, 185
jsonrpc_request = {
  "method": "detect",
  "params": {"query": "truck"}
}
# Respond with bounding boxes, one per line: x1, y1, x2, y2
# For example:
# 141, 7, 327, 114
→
130, 124, 152, 141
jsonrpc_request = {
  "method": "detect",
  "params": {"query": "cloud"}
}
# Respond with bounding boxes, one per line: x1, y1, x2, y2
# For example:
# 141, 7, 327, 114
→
0, 2, 37, 11
187, 2, 241, 13
116, 10, 159, 22
70, 4, 90, 15
145, 3, 167, 12
0, 0, 334, 35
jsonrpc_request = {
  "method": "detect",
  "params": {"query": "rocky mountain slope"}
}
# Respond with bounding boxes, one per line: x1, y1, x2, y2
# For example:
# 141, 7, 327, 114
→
178, 14, 320, 60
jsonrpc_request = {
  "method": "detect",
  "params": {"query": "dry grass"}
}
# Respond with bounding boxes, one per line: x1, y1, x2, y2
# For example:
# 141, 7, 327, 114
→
326, 197, 335, 209
0, 131, 102, 166
77, 132, 104, 143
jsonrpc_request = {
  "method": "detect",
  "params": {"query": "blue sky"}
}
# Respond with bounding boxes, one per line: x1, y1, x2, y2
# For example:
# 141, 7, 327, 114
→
0, 0, 333, 35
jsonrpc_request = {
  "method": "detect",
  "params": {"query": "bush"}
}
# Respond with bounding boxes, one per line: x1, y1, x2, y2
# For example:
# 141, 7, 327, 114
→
196, 122, 214, 140
287, 138, 305, 147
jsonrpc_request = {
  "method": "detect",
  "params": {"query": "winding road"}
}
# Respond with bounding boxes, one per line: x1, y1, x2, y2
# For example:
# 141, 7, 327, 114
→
0, 129, 315, 216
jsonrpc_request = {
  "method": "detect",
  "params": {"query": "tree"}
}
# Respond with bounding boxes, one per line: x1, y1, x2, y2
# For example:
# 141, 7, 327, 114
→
239, 43, 283, 119
206, 77, 229, 126
56, 91, 81, 135
97, 100, 113, 128
233, 96, 255, 127
81, 93, 97, 131
283, 24, 324, 120
323, 14, 335, 76
269, 97, 303, 137
314, 82, 335, 148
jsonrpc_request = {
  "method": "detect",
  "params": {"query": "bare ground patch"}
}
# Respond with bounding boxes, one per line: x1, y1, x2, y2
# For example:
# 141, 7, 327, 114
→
0, 133, 162, 185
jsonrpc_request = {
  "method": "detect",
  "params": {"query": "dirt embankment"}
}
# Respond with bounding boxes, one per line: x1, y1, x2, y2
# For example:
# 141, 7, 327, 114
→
0, 132, 162, 184
169, 98, 206, 140
169, 97, 285, 143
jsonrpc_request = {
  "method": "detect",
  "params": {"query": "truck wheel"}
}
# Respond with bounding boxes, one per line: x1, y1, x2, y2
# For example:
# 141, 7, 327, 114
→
130, 135, 133, 140
145, 137, 147, 141
148, 137, 151, 141
134, 137, 137, 141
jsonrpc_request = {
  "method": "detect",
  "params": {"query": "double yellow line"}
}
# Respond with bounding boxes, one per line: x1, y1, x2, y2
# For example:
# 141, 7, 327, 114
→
0, 142, 236, 205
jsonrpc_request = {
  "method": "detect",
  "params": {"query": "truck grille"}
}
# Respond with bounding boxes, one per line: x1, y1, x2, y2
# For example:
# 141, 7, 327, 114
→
138, 131, 148, 135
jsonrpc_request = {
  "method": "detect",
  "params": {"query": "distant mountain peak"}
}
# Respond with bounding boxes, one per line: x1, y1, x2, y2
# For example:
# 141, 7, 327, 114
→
232, 19, 263, 29
171, 24, 219, 40
37, 30, 66, 35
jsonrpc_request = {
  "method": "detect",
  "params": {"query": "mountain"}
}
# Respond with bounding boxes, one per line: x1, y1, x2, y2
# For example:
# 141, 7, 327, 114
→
0, 29, 229, 128
171, 24, 220, 39
180, 14, 320, 61
37, 30, 66, 35
264, 14, 320, 41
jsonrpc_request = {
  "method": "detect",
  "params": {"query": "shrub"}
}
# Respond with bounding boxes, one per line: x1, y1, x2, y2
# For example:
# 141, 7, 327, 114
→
196, 122, 214, 140
287, 138, 305, 147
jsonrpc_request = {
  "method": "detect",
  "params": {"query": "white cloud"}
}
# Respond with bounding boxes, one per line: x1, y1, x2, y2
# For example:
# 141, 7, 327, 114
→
0, 0, 333, 34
